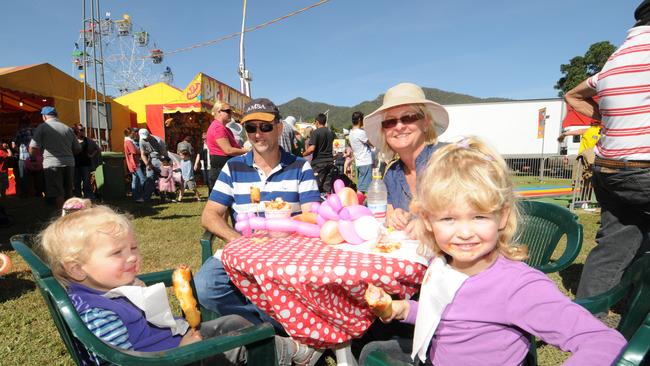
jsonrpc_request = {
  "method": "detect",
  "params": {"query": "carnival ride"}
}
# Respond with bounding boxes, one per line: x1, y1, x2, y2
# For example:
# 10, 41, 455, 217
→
72, 13, 173, 96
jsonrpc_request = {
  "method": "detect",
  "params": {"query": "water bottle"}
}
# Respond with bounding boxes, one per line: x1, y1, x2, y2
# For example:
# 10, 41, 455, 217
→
366, 168, 387, 225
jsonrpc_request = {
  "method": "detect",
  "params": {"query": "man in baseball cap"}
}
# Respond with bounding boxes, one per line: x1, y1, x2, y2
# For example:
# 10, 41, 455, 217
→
196, 98, 320, 329
240, 97, 281, 124
29, 106, 81, 207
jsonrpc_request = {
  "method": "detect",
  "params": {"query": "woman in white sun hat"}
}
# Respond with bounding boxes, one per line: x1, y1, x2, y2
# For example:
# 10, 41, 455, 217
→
364, 82, 449, 232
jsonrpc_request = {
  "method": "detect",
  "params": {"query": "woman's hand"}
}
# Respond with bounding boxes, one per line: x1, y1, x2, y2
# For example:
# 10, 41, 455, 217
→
379, 300, 410, 323
386, 208, 412, 231
179, 328, 203, 346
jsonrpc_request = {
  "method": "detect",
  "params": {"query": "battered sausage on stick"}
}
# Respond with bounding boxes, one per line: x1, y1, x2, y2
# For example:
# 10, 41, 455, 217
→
365, 283, 393, 318
172, 265, 201, 329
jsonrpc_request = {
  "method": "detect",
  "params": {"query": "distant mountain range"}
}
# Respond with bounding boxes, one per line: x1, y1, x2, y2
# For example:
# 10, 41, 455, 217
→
278, 87, 510, 131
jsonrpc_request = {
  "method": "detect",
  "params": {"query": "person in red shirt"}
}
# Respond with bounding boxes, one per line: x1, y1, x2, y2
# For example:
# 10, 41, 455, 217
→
123, 128, 144, 202
0, 142, 12, 197
206, 101, 247, 193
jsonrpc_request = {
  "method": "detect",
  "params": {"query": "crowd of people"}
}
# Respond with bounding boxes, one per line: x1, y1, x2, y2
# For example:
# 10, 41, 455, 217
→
22, 2, 650, 365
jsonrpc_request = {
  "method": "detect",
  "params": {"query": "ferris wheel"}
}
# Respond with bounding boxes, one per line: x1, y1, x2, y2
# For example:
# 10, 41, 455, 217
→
72, 13, 173, 97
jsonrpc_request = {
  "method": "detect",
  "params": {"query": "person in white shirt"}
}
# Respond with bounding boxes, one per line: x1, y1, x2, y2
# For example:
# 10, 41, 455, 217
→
348, 111, 373, 192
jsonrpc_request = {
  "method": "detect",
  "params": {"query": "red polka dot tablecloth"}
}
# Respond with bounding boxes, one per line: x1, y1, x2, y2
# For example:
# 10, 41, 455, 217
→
221, 233, 426, 348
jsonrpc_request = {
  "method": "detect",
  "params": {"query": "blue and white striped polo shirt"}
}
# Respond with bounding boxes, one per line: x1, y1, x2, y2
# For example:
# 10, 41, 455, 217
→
209, 149, 320, 219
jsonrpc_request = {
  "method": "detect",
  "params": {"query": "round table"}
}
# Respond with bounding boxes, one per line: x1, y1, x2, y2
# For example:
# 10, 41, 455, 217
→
221, 233, 426, 348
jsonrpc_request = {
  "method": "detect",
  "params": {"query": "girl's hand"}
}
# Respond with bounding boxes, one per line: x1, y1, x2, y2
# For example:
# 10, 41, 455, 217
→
379, 300, 410, 323
404, 220, 418, 239
179, 328, 202, 346
386, 208, 412, 231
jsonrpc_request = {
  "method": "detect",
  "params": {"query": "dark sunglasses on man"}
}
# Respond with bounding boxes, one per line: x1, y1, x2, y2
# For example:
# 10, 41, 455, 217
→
244, 121, 275, 134
381, 112, 424, 129
220, 109, 232, 114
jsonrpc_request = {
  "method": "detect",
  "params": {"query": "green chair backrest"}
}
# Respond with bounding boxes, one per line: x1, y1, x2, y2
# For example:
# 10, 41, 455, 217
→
517, 200, 583, 273
200, 230, 215, 265
615, 313, 650, 366
576, 253, 650, 340
11, 236, 278, 366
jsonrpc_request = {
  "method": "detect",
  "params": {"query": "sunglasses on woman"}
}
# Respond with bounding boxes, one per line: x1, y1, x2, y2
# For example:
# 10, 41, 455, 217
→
381, 113, 424, 129
244, 121, 275, 133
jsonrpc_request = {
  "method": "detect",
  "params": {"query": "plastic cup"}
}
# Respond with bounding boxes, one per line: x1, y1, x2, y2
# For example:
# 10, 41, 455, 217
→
264, 208, 292, 238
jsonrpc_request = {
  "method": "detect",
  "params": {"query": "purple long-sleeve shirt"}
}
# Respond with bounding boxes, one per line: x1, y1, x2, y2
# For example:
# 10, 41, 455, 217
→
404, 255, 626, 365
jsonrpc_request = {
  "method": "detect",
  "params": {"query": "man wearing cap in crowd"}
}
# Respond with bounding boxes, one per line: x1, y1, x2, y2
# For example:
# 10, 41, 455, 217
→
138, 128, 166, 202
195, 97, 320, 330
29, 106, 81, 208
564, 0, 650, 303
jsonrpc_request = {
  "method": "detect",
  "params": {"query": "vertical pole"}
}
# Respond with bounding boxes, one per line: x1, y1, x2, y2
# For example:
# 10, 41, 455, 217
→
96, 0, 110, 150
238, 0, 251, 97
82, 0, 88, 139
90, 0, 102, 149
539, 114, 547, 182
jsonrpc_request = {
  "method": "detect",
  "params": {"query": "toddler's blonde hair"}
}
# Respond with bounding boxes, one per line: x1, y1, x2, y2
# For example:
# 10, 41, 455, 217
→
39, 204, 133, 286
410, 136, 527, 261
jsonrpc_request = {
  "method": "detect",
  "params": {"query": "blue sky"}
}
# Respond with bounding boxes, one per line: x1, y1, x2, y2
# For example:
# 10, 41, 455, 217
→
0, 0, 639, 106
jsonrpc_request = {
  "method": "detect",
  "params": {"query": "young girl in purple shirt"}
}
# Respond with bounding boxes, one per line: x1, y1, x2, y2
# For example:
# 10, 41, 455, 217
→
360, 137, 626, 366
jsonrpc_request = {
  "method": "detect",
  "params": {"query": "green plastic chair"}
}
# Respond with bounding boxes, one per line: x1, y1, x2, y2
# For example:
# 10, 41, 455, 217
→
11, 235, 278, 366
365, 253, 650, 366
200, 230, 215, 264
517, 200, 583, 273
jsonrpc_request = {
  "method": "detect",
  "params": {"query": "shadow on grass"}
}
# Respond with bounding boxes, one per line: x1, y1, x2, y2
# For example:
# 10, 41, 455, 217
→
150, 214, 197, 220
560, 263, 584, 295
0, 270, 36, 302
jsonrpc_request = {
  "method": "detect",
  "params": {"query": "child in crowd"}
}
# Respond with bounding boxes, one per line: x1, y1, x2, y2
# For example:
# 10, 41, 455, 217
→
178, 150, 202, 202
158, 156, 176, 202
360, 137, 626, 366
39, 198, 318, 366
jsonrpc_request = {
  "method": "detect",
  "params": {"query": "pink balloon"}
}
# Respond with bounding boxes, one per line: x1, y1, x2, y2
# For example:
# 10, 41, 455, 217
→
327, 193, 343, 213
338, 219, 365, 245
318, 202, 340, 221
339, 205, 373, 221
249, 216, 267, 230
235, 220, 250, 232
333, 179, 345, 194
266, 218, 297, 232
297, 221, 320, 237
316, 214, 327, 227
310, 202, 321, 213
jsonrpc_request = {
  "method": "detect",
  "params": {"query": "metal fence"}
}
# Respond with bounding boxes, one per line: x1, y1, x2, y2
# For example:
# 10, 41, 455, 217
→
506, 154, 597, 211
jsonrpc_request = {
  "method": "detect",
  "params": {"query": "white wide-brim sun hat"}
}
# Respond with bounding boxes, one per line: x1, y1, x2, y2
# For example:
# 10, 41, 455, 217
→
364, 82, 449, 148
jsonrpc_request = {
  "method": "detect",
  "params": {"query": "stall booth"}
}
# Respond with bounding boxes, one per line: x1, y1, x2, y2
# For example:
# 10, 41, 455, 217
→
143, 72, 251, 155
0, 64, 133, 197
0, 63, 132, 152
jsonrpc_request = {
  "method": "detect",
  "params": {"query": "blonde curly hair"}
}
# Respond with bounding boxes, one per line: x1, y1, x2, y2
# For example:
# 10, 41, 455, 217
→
39, 204, 133, 286
410, 136, 527, 262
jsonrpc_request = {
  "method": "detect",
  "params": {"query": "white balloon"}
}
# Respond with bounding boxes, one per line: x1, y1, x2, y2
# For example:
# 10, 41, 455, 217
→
354, 216, 381, 241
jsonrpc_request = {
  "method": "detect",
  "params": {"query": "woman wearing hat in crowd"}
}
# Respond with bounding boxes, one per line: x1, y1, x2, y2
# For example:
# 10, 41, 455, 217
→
363, 82, 449, 233
206, 101, 248, 189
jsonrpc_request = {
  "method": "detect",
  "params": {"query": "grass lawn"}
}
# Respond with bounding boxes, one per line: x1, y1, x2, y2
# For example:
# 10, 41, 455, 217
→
0, 189, 603, 366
